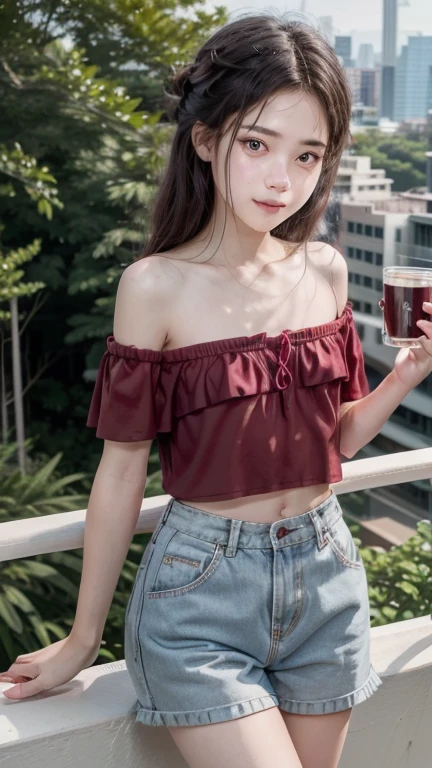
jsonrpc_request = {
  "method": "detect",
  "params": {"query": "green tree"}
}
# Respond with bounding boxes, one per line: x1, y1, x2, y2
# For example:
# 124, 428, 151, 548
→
351, 130, 428, 191
0, 142, 62, 461
0, 1, 228, 473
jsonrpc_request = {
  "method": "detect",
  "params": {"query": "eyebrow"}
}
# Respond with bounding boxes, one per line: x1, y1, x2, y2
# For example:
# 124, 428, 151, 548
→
240, 124, 327, 149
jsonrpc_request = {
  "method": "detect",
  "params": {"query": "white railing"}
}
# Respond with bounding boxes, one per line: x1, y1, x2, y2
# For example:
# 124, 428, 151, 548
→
1, 448, 432, 768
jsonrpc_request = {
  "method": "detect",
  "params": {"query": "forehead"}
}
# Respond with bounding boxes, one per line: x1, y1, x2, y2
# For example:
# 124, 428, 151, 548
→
242, 90, 328, 143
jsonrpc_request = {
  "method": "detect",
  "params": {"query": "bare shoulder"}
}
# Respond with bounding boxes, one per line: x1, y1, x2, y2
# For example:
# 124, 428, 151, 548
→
113, 254, 183, 350
307, 241, 348, 316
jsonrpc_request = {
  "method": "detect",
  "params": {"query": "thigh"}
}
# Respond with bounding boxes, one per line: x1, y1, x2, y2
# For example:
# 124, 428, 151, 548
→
167, 707, 303, 768
281, 708, 352, 768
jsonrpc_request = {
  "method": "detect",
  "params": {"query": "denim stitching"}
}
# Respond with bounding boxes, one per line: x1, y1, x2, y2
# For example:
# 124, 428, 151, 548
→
326, 526, 362, 570
146, 543, 224, 599
280, 553, 304, 639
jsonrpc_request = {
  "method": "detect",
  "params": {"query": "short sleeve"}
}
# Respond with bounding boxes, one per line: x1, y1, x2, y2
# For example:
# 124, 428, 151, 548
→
86, 336, 163, 441
340, 312, 370, 403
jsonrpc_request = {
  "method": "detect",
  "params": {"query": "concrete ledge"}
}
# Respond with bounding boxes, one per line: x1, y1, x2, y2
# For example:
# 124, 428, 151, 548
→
1, 616, 431, 768
1, 448, 432, 562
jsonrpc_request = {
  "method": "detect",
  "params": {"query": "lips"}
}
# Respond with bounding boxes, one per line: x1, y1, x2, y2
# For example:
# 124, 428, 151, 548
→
255, 200, 285, 208
253, 200, 286, 213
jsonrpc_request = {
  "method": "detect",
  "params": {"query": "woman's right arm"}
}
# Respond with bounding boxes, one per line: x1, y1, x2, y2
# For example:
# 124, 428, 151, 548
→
70, 438, 153, 650
0, 256, 174, 699
72, 255, 174, 646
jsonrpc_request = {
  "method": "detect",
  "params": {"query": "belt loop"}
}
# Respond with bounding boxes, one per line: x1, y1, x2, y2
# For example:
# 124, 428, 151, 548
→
308, 508, 328, 551
152, 497, 174, 543
224, 518, 242, 558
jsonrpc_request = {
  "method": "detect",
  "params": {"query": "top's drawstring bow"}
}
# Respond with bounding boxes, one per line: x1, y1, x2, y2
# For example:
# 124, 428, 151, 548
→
275, 331, 292, 390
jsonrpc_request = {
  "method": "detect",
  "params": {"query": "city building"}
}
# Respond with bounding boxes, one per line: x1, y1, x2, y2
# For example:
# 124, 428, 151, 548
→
380, 0, 398, 120
357, 43, 375, 69
360, 69, 379, 108
335, 154, 432, 525
335, 36, 353, 68
334, 155, 393, 200
351, 106, 380, 130
395, 36, 432, 121
345, 68, 379, 108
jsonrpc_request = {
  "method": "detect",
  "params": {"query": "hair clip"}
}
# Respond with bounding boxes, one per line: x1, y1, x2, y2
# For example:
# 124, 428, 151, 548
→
211, 48, 217, 62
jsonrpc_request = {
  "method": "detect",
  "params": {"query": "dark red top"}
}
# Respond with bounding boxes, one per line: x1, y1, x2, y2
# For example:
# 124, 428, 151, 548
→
86, 301, 369, 501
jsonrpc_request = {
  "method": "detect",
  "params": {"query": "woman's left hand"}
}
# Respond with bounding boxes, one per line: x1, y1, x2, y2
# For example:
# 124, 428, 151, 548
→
393, 301, 432, 390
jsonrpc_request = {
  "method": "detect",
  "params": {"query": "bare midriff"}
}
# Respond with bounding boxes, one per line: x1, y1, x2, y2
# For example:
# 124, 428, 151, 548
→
178, 485, 333, 523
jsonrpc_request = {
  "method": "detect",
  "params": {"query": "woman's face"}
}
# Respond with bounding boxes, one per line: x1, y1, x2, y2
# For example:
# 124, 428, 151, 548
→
210, 89, 329, 232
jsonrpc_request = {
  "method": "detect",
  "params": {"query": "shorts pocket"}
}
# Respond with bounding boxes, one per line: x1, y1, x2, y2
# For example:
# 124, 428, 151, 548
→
325, 515, 363, 570
146, 529, 224, 599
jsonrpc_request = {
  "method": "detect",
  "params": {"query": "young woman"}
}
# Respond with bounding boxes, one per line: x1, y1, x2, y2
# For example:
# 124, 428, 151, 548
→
1, 13, 432, 768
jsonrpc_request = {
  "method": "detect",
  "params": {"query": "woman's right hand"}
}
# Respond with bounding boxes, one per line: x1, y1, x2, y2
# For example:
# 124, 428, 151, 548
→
0, 635, 101, 700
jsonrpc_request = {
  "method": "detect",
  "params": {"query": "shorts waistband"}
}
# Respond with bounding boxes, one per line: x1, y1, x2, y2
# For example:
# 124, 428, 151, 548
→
152, 492, 343, 557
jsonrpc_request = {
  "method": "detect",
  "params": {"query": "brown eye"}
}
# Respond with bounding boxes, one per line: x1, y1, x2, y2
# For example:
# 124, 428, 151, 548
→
298, 152, 320, 165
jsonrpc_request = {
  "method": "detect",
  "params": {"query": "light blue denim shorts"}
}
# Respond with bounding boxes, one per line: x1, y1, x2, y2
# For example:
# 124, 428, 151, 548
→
124, 491, 383, 727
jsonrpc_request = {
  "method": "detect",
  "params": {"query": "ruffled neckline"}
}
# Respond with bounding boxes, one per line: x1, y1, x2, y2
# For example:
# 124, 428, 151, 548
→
108, 301, 353, 363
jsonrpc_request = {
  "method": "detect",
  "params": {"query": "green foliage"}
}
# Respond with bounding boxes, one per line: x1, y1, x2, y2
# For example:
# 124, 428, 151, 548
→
0, 442, 90, 666
0, 239, 45, 321
351, 130, 427, 191
0, 1, 228, 454
0, 439, 165, 667
0, 441, 88, 518
2, 1, 227, 76
353, 519, 432, 625
0, 141, 63, 218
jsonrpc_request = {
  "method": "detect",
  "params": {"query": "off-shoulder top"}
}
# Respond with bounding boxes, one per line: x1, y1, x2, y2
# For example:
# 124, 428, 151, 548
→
86, 301, 369, 502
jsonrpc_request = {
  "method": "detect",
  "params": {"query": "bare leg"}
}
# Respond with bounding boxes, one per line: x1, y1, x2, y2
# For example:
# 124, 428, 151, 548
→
280, 708, 352, 768
168, 706, 304, 768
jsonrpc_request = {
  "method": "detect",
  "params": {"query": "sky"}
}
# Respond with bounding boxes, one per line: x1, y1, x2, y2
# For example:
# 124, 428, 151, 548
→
218, 0, 432, 58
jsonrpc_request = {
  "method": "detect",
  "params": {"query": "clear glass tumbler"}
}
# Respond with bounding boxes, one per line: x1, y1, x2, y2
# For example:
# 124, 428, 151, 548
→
379, 266, 432, 348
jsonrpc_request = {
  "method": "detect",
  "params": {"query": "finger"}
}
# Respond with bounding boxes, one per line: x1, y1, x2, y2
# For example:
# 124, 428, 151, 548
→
414, 335, 432, 356
2, 677, 46, 700
417, 320, 432, 341
1, 662, 39, 680
0, 655, 35, 678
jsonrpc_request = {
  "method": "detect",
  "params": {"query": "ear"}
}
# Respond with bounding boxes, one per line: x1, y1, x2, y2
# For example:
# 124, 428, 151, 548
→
191, 121, 213, 162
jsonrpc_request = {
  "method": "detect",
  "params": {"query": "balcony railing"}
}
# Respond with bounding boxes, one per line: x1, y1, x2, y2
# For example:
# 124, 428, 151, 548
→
1, 448, 432, 768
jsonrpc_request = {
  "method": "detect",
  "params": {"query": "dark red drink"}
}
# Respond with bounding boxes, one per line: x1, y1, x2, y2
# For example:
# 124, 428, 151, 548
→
381, 268, 432, 347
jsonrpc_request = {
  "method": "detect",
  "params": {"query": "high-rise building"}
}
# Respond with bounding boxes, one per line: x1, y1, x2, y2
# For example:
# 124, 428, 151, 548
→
345, 69, 379, 108
361, 69, 379, 108
395, 36, 432, 121
380, 0, 398, 119
335, 36, 353, 68
357, 44, 375, 69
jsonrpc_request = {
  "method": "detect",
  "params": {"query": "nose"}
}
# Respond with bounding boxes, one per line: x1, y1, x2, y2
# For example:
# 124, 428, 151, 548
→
265, 170, 291, 193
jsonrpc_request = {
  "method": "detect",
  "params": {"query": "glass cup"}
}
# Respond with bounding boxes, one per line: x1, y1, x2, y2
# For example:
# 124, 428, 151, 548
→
379, 266, 432, 347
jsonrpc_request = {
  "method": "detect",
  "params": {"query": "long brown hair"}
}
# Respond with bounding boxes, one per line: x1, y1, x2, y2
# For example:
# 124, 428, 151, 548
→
139, 13, 352, 260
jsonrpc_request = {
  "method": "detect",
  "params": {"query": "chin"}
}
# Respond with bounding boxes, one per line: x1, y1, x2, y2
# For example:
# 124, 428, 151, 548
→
232, 209, 286, 233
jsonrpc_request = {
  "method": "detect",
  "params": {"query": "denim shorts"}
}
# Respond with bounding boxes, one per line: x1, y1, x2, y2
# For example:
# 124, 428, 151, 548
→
124, 492, 383, 727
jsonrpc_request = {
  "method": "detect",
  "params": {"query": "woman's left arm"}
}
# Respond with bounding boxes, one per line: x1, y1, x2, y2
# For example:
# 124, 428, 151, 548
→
339, 301, 432, 459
